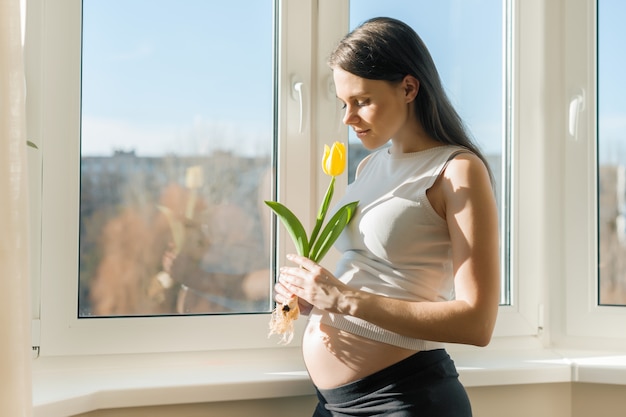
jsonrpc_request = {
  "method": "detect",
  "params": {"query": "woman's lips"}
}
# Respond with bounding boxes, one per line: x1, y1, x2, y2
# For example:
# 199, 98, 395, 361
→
354, 129, 370, 138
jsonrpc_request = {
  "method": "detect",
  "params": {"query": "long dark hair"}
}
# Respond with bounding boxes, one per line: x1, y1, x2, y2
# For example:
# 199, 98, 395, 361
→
329, 17, 493, 180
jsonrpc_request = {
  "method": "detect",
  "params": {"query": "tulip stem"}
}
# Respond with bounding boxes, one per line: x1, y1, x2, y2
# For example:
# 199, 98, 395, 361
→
309, 176, 335, 250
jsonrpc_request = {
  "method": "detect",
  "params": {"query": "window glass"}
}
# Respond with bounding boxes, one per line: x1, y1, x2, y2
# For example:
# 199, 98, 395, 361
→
79, 0, 275, 317
598, 0, 626, 306
346, 0, 508, 303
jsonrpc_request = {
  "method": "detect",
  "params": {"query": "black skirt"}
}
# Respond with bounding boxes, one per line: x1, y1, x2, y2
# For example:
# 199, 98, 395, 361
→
312, 349, 472, 417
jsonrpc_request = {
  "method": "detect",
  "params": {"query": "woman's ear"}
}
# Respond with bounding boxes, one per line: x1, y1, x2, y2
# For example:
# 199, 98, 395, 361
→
402, 75, 419, 103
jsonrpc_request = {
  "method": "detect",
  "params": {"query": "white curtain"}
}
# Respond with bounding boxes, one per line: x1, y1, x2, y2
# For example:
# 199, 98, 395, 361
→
0, 0, 33, 415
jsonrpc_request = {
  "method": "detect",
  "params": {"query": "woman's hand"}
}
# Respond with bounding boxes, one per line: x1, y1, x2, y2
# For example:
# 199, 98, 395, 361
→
273, 280, 313, 316
276, 254, 351, 315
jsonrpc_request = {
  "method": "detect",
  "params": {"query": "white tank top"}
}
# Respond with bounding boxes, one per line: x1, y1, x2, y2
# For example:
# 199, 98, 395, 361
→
308, 145, 468, 350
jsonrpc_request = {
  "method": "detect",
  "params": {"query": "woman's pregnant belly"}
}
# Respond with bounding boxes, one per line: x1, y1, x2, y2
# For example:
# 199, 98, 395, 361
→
302, 320, 419, 389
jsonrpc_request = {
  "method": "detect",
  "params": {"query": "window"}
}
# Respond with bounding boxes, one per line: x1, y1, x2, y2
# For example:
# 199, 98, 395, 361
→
79, 0, 275, 318
345, 0, 509, 305
597, 0, 626, 306
33, 0, 318, 355
33, 0, 573, 357
563, 0, 626, 344
330, 0, 541, 339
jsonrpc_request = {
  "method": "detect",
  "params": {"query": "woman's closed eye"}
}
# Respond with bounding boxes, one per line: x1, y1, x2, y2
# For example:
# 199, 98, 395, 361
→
341, 99, 370, 109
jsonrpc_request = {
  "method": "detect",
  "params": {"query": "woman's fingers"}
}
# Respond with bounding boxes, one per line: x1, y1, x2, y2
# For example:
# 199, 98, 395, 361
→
273, 281, 293, 304
276, 256, 346, 313
286, 253, 324, 273
273, 275, 314, 315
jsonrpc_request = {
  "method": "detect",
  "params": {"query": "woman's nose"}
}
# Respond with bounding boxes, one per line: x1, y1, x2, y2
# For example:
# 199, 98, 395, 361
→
342, 105, 358, 125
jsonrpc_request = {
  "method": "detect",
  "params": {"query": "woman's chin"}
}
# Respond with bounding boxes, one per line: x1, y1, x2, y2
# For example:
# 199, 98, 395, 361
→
360, 140, 389, 151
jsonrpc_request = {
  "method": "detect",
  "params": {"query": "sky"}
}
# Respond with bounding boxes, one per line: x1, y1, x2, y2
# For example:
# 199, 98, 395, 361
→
80, 0, 624, 164
598, 0, 626, 164
81, 0, 274, 157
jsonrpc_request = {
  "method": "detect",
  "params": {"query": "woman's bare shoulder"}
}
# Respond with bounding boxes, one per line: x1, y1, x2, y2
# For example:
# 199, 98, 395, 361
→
444, 151, 492, 190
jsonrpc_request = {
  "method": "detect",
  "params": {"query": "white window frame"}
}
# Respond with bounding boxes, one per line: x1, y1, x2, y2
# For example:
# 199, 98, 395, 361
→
316, 0, 545, 348
35, 0, 625, 358
31, 0, 320, 356
490, 0, 543, 341
560, 0, 626, 347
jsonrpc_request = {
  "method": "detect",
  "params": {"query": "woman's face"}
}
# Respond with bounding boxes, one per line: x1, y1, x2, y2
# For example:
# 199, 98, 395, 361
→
333, 67, 418, 151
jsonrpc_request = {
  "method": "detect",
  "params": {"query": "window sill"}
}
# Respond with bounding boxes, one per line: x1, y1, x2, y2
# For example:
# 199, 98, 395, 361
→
32, 347, 626, 417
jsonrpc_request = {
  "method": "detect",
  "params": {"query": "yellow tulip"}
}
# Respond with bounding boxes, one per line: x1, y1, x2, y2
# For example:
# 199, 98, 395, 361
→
265, 140, 358, 344
322, 141, 347, 177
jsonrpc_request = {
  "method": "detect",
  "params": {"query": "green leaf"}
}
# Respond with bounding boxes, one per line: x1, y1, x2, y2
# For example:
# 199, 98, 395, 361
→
310, 201, 358, 262
309, 176, 335, 249
265, 200, 309, 257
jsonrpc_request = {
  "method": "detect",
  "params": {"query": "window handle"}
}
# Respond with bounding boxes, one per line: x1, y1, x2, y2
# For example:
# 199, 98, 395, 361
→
568, 90, 585, 140
293, 81, 304, 133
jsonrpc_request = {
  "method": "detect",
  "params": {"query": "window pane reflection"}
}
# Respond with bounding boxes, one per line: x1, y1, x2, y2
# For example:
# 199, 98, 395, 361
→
598, 0, 626, 305
79, 0, 275, 317
346, 1, 507, 303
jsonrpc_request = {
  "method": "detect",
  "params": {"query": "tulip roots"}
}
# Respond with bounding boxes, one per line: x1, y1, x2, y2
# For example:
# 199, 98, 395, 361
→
268, 295, 300, 344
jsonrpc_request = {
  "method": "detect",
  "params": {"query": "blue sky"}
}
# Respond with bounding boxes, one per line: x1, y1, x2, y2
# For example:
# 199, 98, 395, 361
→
80, 0, 624, 164
82, 0, 273, 127
599, 0, 626, 164
81, 0, 274, 156
81, 0, 503, 157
